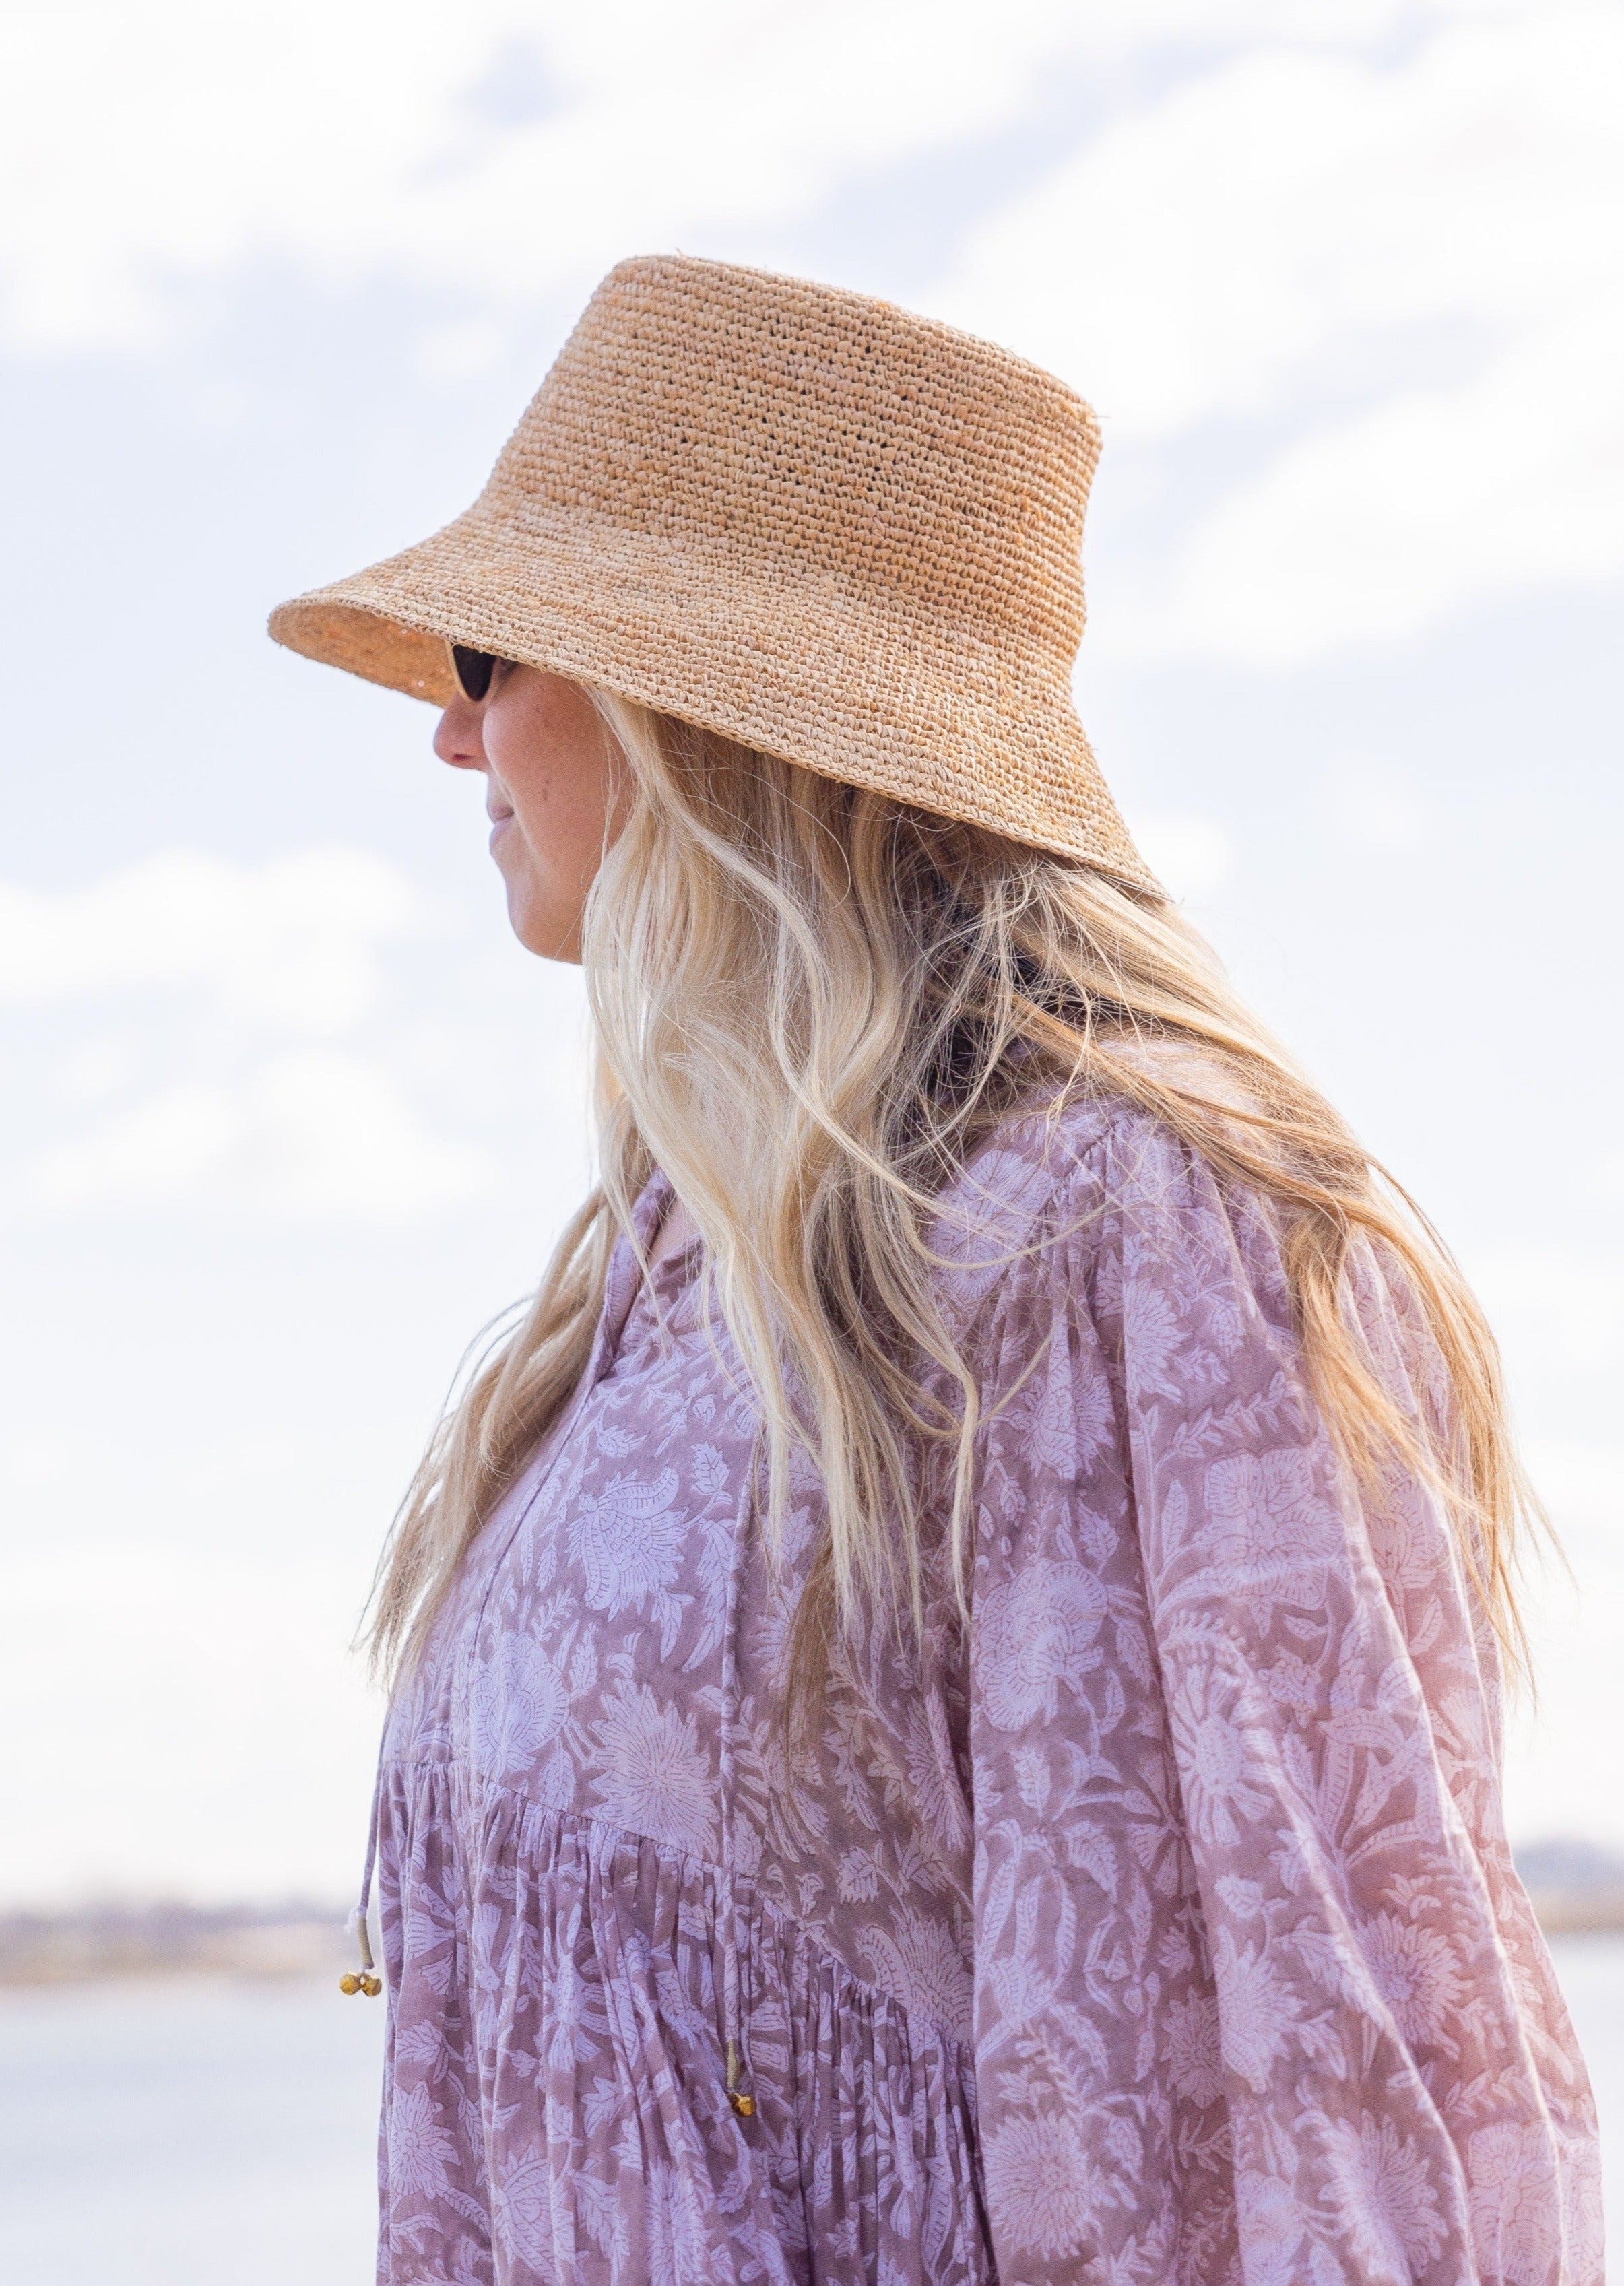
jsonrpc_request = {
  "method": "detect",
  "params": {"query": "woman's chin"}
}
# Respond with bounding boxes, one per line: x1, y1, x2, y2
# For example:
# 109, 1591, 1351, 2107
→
505, 881, 584, 965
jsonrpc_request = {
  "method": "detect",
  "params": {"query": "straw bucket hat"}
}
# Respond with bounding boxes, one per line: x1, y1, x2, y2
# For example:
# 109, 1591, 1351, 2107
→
269, 254, 1155, 890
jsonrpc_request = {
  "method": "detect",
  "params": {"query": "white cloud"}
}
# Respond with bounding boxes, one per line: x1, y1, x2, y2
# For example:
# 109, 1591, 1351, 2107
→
1525, 1441, 1624, 1531
1316, 761, 1437, 852
28, 1052, 486, 1220
0, 848, 436, 1033
0, 1, 1512, 356
1502, 1436, 1624, 1850
1142, 304, 1624, 663
940, 8, 1621, 441
0, 0, 1080, 351
32, 1082, 238, 1208
0, 1540, 381, 1903
3, 849, 490, 1224
1472, 1247, 1624, 1376
3, 3, 1615, 667
1130, 811, 1235, 898
936, 3, 1624, 661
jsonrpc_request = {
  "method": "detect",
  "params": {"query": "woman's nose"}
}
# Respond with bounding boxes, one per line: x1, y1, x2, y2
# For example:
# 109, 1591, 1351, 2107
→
434, 700, 488, 771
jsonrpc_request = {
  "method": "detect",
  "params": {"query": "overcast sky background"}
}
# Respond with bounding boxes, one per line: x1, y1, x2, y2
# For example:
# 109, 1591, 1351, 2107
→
1, 0, 1620, 1906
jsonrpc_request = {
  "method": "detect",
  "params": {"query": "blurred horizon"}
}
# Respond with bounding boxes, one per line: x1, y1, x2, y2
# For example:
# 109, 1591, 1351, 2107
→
2, 0, 1621, 1911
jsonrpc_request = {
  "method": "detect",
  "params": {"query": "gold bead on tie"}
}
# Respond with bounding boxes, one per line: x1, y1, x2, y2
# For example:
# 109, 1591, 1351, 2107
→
340, 1917, 382, 1997
725, 2037, 755, 2118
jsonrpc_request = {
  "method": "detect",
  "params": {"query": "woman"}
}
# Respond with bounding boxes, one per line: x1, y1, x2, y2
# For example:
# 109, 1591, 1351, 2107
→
270, 257, 1600, 2285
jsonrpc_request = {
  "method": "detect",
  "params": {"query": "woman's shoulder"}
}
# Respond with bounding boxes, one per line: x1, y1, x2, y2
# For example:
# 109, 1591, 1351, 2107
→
932, 1061, 1308, 1423
932, 1040, 1298, 1326
942, 1070, 1203, 1236
926, 1072, 1209, 1313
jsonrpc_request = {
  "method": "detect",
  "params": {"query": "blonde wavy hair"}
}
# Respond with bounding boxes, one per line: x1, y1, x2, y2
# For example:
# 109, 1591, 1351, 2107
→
368, 692, 1536, 1724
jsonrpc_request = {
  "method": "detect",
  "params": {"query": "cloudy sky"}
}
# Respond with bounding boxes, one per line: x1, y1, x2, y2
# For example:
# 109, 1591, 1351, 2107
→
1, 0, 1620, 1905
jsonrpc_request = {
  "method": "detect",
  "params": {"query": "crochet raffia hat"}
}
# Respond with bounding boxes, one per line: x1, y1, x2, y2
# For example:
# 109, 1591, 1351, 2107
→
269, 254, 1155, 890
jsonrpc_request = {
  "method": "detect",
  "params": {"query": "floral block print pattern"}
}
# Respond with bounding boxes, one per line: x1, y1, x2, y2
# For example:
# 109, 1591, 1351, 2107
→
372, 1095, 1601, 2285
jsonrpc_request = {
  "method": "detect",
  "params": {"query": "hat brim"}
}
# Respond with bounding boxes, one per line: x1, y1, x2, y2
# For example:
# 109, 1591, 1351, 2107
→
269, 503, 1161, 894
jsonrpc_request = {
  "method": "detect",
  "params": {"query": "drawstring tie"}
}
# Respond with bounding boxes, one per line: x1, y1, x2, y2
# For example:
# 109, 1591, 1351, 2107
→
719, 1426, 763, 2118
334, 1188, 761, 2112
340, 1738, 386, 1998
336, 1179, 668, 2021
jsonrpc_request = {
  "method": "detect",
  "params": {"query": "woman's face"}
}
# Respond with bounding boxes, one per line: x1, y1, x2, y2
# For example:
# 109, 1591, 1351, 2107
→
434, 663, 621, 963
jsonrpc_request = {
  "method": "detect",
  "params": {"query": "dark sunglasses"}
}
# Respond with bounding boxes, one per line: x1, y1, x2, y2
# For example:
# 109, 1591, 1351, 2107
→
446, 641, 506, 703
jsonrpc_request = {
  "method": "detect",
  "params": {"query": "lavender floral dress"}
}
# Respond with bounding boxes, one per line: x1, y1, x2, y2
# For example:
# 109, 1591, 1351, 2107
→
371, 1095, 1601, 2285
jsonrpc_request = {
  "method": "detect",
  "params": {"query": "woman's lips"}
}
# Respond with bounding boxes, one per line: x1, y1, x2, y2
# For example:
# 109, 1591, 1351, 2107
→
488, 812, 515, 852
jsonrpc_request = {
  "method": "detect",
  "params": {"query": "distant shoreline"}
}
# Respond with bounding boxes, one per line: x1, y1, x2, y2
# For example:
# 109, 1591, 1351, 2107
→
1521, 1889, 1624, 1938
0, 1903, 354, 1986
3, 1881, 1622, 1987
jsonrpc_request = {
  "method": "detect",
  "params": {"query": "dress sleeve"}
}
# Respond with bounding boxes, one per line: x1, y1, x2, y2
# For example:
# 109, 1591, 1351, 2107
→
962, 1109, 1602, 2286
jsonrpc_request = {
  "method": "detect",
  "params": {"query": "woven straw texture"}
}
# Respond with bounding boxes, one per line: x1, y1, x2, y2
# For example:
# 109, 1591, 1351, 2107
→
269, 255, 1154, 887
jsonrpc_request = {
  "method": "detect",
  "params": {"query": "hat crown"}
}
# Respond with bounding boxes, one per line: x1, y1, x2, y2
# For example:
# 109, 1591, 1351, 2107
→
484, 257, 1100, 661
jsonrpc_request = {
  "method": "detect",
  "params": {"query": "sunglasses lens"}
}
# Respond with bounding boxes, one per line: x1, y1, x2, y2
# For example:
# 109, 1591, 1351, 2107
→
451, 645, 496, 703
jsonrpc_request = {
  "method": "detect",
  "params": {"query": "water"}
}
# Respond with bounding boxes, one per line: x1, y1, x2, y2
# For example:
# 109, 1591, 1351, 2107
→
0, 1973, 382, 2283
1553, 1932, 1624, 2248
1, 1937, 1620, 2281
